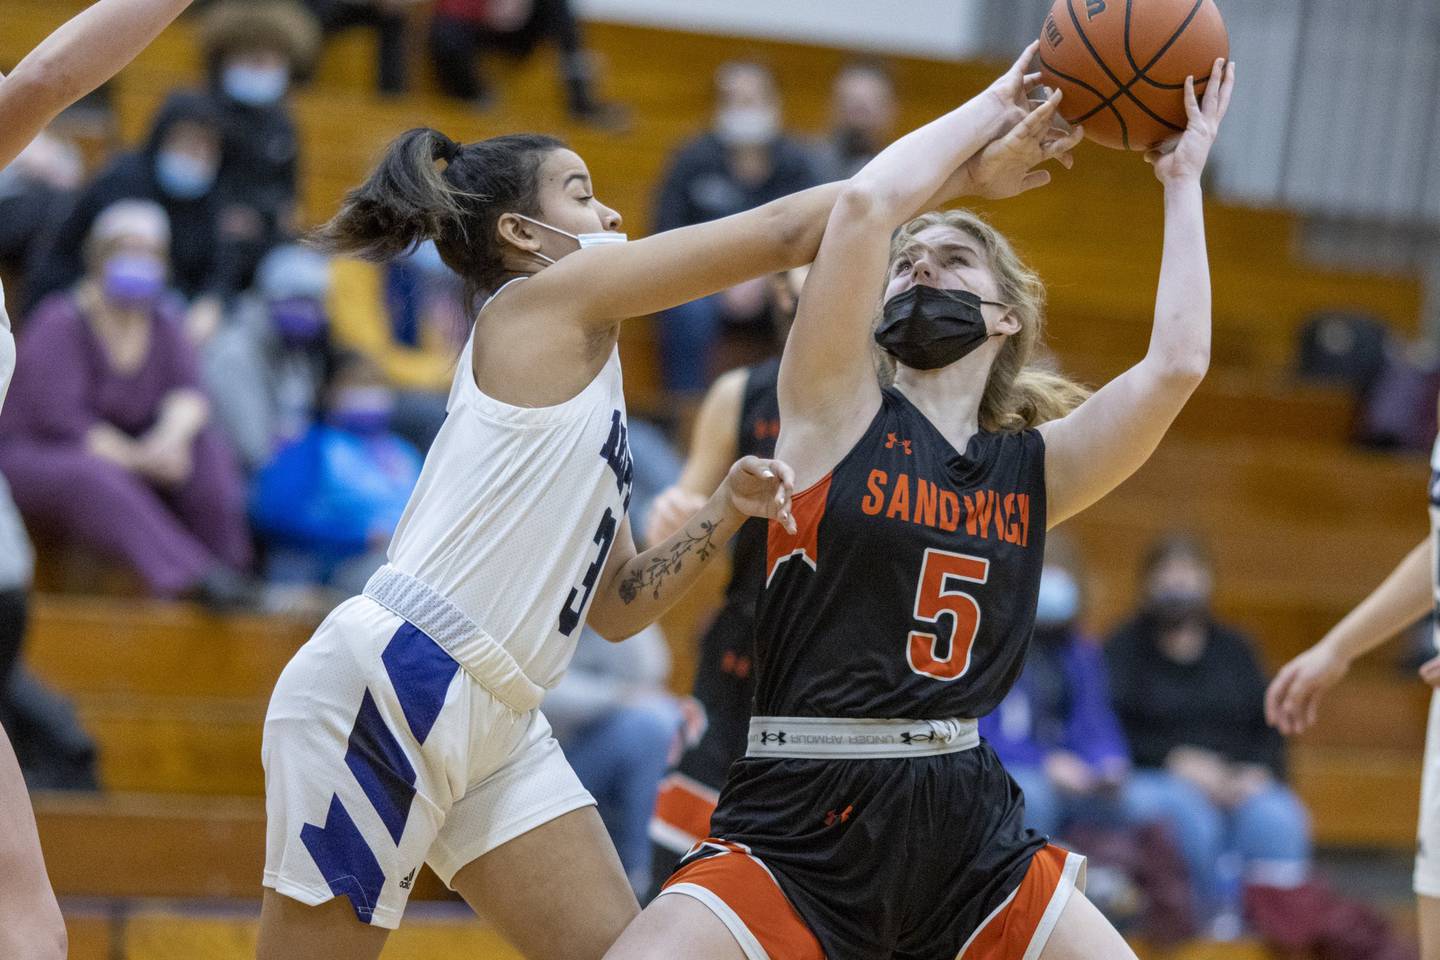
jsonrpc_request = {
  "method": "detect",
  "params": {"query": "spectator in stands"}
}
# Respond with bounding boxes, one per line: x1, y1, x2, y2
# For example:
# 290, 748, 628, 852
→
1105, 534, 1312, 935
0, 130, 84, 295
806, 59, 898, 182
204, 244, 333, 472
0, 480, 98, 792
428, 0, 625, 127
328, 241, 469, 451
28, 92, 252, 313
653, 61, 820, 394
250, 349, 422, 597
0, 201, 253, 607
303, 0, 415, 95
980, 544, 1130, 838
545, 623, 687, 895
198, 0, 318, 304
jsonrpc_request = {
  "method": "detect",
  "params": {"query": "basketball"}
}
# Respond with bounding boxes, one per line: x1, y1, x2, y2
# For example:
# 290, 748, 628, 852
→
1036, 0, 1229, 151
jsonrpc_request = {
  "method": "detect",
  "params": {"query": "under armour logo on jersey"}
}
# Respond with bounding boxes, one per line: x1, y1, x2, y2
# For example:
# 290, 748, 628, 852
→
885, 433, 912, 455
900, 730, 937, 745
759, 731, 787, 745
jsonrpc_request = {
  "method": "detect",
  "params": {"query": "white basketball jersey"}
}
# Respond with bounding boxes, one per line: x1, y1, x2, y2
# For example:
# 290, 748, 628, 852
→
383, 279, 633, 690
1430, 434, 1439, 650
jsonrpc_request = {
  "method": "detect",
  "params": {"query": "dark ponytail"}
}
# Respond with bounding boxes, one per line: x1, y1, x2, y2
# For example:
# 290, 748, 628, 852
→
312, 127, 566, 295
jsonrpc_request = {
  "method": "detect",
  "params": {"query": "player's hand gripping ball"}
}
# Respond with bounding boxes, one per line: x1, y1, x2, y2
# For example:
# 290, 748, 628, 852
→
1036, 0, 1229, 150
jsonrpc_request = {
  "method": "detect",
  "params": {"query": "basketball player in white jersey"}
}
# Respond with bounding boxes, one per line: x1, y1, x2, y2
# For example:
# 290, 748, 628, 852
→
256, 61, 1074, 960
0, 2, 193, 956
1267, 400, 1440, 959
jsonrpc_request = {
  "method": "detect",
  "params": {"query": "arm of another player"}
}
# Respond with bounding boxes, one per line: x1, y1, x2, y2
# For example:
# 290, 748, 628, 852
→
587, 457, 795, 642
1266, 536, 1433, 735
0, 0, 193, 168
642, 368, 746, 546
1038, 59, 1236, 527
778, 46, 1078, 484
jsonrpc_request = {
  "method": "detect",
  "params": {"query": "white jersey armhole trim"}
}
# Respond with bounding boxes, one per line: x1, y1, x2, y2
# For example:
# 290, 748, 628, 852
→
450, 275, 622, 427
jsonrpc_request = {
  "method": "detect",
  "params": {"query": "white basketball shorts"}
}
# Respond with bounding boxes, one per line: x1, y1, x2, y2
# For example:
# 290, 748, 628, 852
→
262, 595, 594, 928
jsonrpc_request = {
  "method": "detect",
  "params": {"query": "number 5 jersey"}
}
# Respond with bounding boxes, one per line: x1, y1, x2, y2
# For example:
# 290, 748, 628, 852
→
758, 385, 1046, 721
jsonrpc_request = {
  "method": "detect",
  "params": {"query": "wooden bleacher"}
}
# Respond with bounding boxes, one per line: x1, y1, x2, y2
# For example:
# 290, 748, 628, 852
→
0, 1, 1432, 954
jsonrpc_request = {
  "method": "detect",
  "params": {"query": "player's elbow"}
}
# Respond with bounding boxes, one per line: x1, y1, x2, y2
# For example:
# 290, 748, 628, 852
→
583, 599, 630, 643
834, 181, 899, 226
1152, 347, 1209, 390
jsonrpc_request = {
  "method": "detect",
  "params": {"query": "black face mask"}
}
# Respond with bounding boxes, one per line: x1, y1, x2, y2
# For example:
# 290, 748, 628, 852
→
1146, 590, 1210, 630
874, 285, 1006, 370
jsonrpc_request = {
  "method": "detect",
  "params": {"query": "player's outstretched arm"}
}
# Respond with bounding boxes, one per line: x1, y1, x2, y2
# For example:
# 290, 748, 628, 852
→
776, 44, 1079, 487
1038, 59, 1236, 527
642, 367, 745, 547
1266, 536, 1432, 736
587, 457, 795, 642
0, 0, 192, 168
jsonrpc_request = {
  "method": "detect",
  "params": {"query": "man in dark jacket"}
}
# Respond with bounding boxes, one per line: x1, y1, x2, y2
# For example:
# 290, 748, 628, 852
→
652, 60, 819, 394
1105, 534, 1311, 935
29, 92, 245, 305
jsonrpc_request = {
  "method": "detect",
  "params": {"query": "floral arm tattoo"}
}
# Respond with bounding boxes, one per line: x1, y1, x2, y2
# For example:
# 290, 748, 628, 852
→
618, 518, 722, 604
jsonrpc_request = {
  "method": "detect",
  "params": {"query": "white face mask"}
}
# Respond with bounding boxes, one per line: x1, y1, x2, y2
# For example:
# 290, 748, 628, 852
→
512, 213, 627, 264
715, 105, 780, 146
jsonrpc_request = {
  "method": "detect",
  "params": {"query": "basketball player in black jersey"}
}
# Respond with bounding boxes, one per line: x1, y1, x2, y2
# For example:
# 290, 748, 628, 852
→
604, 47, 1236, 960
643, 269, 800, 896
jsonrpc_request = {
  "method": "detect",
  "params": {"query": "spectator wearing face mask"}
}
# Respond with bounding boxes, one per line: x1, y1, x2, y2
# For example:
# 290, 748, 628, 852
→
428, 0, 625, 127
0, 130, 85, 297
0, 201, 253, 606
204, 244, 335, 472
652, 60, 820, 395
249, 349, 422, 596
1105, 534, 1311, 935
979, 545, 1131, 839
28, 92, 252, 311
199, 0, 318, 285
805, 59, 899, 183
327, 241, 470, 452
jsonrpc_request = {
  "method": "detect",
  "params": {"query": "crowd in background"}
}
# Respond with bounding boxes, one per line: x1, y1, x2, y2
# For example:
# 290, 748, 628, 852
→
0, 3, 1427, 952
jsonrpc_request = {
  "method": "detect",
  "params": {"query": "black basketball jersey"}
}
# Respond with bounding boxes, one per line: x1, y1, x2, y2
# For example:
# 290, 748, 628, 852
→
757, 386, 1047, 720
726, 357, 782, 609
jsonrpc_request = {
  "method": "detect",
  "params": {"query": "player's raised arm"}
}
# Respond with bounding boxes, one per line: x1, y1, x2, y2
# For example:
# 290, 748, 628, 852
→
1266, 537, 1433, 736
1037, 59, 1236, 527
0, 0, 192, 168
777, 44, 1080, 484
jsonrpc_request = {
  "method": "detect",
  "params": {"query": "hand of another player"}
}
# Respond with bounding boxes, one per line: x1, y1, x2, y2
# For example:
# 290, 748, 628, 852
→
982, 41, 1043, 130
722, 456, 796, 535
1419, 654, 1440, 688
1146, 58, 1236, 184
960, 88, 1083, 200
644, 485, 709, 547
1264, 641, 1350, 735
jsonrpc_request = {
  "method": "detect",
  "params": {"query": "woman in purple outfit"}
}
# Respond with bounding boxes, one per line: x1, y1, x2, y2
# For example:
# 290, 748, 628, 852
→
0, 200, 251, 604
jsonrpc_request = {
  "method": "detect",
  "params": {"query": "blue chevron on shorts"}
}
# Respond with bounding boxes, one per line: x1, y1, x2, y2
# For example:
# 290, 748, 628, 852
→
300, 794, 387, 923
345, 688, 418, 845
381, 622, 460, 744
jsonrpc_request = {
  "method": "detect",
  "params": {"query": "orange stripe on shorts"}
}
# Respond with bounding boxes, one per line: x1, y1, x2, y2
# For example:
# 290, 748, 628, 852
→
663, 842, 824, 960
960, 843, 1079, 959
